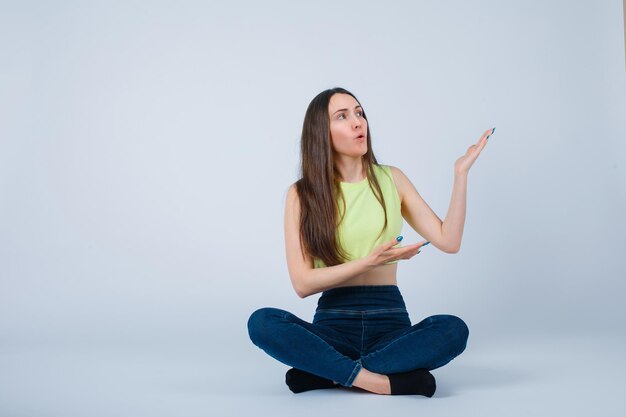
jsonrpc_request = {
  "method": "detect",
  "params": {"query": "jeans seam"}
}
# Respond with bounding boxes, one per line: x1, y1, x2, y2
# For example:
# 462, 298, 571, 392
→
363, 308, 407, 315
360, 312, 365, 355
316, 309, 362, 315
345, 360, 362, 387
316, 308, 406, 314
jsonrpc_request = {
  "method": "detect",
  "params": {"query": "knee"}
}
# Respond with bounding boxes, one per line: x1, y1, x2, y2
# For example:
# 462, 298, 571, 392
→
436, 314, 469, 353
247, 307, 283, 348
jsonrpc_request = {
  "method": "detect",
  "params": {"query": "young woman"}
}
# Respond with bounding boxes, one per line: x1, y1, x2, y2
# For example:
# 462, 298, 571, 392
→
248, 87, 494, 396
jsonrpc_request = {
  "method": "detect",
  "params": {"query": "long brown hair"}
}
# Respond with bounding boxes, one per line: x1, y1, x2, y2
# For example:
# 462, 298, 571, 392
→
295, 87, 388, 266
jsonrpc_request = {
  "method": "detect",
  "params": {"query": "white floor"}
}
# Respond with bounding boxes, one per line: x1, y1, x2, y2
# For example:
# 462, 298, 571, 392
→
1, 331, 624, 417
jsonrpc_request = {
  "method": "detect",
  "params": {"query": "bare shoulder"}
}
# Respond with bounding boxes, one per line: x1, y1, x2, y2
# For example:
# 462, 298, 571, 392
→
386, 165, 404, 178
386, 165, 411, 200
386, 165, 405, 177
285, 182, 303, 220
285, 182, 300, 206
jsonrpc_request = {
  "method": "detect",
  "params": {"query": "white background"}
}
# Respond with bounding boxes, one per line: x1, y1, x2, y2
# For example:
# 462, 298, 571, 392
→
1, 1, 625, 416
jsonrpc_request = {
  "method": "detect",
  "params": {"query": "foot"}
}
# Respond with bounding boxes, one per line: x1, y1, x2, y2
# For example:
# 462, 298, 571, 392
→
285, 368, 339, 393
351, 368, 391, 395
388, 368, 436, 397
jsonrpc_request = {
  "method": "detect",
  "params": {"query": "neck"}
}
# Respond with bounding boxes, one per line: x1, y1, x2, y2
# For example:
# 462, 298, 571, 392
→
334, 155, 365, 183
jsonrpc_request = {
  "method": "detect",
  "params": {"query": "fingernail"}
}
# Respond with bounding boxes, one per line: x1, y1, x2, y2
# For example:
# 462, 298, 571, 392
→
423, 241, 430, 246
396, 236, 403, 242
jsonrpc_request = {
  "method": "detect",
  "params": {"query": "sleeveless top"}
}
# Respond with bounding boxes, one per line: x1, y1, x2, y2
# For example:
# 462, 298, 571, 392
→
313, 164, 404, 268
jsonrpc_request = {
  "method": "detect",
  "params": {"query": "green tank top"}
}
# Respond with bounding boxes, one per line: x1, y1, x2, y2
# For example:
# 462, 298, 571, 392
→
313, 164, 403, 268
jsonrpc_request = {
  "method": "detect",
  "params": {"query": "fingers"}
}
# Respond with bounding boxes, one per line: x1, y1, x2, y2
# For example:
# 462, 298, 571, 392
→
385, 240, 430, 261
373, 237, 433, 266
387, 236, 403, 248
418, 240, 431, 249
466, 128, 495, 155
474, 127, 494, 153
476, 131, 488, 146
392, 239, 429, 251
476, 139, 487, 153
411, 240, 431, 255
397, 243, 423, 260
482, 127, 495, 143
373, 236, 404, 256
476, 128, 492, 144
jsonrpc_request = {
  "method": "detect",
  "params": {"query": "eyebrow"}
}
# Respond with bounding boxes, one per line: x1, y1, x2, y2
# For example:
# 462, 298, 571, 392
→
332, 105, 363, 115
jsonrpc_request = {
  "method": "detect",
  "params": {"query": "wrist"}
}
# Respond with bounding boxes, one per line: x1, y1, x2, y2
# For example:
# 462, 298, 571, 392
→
454, 170, 468, 180
358, 255, 375, 271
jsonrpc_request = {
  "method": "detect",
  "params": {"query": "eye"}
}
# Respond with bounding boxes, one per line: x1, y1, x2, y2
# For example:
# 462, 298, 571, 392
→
356, 110, 363, 117
337, 113, 346, 120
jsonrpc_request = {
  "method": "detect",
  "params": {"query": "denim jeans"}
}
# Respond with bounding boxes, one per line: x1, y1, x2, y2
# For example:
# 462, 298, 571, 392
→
247, 285, 469, 387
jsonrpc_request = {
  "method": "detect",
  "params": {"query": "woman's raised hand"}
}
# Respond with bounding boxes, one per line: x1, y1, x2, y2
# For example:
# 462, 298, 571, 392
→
454, 127, 495, 176
365, 237, 430, 268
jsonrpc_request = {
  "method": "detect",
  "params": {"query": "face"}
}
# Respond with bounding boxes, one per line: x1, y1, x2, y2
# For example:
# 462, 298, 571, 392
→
328, 93, 368, 158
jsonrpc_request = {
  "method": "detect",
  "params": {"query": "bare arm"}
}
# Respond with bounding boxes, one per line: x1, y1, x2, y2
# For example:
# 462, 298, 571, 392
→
391, 128, 493, 253
284, 184, 423, 298
391, 167, 458, 253
441, 173, 468, 253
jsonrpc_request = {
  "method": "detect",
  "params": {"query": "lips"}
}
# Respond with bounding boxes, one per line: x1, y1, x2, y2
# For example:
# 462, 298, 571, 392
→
355, 134, 365, 140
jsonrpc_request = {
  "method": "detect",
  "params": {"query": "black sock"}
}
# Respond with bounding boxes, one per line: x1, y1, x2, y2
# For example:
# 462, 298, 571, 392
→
285, 368, 339, 393
388, 369, 436, 397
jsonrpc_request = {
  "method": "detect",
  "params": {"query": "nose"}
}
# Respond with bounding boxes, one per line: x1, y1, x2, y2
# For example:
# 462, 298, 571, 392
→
350, 113, 362, 128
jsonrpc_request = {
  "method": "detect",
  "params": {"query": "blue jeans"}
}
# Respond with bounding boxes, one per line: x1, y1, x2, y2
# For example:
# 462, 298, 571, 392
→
247, 285, 469, 387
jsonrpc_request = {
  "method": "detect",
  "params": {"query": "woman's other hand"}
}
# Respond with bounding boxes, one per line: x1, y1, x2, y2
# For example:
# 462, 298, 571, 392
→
365, 237, 430, 268
454, 128, 494, 176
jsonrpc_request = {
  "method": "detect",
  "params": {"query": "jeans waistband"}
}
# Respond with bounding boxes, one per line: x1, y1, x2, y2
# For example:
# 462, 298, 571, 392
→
316, 285, 407, 312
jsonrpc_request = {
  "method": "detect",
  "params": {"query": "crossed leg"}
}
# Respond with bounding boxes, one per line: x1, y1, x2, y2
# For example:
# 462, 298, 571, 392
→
248, 307, 364, 386
248, 308, 468, 395
361, 314, 470, 374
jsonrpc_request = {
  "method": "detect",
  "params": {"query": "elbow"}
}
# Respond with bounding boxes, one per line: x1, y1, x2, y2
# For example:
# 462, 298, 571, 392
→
441, 243, 461, 254
295, 287, 309, 299
295, 288, 313, 299
291, 276, 312, 299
